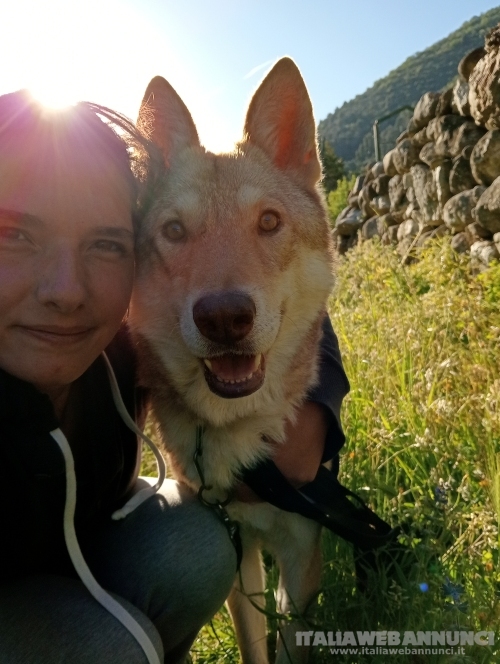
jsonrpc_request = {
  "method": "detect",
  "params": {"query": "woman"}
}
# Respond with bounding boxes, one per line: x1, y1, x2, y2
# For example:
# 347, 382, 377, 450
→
0, 90, 349, 663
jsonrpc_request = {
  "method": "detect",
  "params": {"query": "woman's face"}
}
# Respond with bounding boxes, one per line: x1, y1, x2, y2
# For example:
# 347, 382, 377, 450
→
0, 134, 135, 396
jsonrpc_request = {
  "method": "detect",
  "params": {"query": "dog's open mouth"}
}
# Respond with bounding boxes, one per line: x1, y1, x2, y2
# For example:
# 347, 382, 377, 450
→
202, 353, 265, 398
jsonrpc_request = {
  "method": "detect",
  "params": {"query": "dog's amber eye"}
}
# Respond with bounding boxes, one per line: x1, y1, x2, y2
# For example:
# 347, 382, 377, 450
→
259, 211, 280, 232
162, 221, 186, 241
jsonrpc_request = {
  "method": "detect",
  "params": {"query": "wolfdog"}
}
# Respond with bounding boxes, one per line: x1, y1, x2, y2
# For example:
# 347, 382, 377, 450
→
130, 58, 335, 664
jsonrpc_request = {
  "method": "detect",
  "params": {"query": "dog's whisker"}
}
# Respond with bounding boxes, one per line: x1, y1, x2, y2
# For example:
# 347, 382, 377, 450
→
282, 311, 302, 333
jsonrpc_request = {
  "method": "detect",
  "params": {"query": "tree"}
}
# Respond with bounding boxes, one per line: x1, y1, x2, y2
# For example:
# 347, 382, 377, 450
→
327, 175, 356, 225
319, 139, 346, 194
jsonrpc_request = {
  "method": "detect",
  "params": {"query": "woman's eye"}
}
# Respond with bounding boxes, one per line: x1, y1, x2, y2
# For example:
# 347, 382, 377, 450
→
259, 210, 281, 233
92, 240, 129, 256
0, 227, 29, 242
161, 220, 186, 241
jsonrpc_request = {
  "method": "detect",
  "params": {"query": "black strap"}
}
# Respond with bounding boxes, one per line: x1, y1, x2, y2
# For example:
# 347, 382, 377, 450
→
241, 460, 417, 592
241, 461, 395, 549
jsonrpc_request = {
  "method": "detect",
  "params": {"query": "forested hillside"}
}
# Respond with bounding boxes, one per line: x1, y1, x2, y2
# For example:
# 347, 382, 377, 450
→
318, 7, 500, 174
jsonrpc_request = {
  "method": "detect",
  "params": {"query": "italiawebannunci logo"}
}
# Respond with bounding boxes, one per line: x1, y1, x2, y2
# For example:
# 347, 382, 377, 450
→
296, 630, 495, 647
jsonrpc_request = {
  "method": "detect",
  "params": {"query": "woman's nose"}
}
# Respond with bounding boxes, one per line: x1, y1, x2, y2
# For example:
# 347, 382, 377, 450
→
36, 244, 87, 313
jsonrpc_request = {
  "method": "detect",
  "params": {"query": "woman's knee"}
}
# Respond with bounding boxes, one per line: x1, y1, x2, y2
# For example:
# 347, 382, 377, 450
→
85, 480, 237, 655
88, 480, 237, 605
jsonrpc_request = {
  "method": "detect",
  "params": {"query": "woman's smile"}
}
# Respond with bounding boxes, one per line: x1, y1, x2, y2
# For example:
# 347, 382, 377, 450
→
14, 324, 97, 346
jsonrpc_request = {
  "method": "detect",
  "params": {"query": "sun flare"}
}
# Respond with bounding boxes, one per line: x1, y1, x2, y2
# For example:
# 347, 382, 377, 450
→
28, 85, 79, 111
3, 0, 238, 153
1, 0, 165, 119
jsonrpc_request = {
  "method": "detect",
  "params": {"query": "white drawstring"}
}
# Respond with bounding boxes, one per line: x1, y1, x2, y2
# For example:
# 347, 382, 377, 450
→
100, 352, 166, 520
50, 427, 162, 664
48, 352, 168, 663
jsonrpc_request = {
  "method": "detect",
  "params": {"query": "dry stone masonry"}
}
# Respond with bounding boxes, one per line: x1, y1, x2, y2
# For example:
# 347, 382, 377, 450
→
332, 27, 500, 270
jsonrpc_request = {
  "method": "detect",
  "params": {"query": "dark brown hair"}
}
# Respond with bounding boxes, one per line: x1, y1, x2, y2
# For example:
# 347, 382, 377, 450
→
0, 90, 158, 230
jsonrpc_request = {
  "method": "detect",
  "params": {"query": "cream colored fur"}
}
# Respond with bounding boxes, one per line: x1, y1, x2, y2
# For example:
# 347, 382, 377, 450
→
129, 58, 335, 664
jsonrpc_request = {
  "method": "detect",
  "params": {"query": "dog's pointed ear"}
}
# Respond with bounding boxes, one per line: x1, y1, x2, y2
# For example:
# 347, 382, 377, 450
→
243, 58, 321, 188
137, 76, 200, 166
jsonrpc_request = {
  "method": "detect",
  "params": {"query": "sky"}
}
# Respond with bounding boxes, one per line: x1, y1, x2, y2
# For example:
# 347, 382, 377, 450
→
2, 0, 499, 152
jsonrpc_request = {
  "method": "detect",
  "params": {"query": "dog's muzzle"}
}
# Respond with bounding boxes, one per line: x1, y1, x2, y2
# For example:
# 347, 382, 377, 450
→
193, 291, 266, 398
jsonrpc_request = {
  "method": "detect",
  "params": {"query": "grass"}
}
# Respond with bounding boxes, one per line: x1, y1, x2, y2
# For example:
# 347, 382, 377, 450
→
142, 238, 500, 663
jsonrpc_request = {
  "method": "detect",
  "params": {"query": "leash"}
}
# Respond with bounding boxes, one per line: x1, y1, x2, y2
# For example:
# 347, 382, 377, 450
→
191, 426, 414, 585
242, 461, 393, 547
193, 426, 242, 568
241, 459, 417, 591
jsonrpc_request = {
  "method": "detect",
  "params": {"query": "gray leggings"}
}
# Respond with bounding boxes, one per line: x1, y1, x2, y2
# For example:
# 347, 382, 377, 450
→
0, 480, 237, 664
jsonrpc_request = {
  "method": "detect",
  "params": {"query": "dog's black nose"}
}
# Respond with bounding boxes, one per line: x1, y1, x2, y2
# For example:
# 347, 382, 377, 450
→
193, 292, 256, 345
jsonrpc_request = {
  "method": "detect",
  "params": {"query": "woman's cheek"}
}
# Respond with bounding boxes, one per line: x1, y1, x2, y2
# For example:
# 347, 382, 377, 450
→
92, 256, 135, 325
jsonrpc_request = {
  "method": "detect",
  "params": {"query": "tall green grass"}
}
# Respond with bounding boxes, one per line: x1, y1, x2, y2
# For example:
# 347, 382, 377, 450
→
144, 238, 499, 663
314, 238, 500, 663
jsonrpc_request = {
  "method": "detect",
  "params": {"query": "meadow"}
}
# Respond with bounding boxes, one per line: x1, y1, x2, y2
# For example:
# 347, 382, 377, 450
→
143, 238, 500, 663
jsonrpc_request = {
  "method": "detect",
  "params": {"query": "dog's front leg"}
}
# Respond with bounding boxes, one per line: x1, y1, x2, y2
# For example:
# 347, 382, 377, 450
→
227, 536, 269, 664
272, 518, 323, 664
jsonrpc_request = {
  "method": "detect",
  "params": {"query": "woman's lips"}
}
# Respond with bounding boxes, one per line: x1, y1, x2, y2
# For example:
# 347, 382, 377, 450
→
16, 325, 96, 345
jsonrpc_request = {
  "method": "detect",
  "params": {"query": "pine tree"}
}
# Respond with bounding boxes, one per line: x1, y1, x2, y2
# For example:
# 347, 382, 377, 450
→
319, 139, 346, 194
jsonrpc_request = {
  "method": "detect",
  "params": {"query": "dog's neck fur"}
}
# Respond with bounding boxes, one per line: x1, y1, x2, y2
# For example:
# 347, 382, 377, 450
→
136, 313, 324, 499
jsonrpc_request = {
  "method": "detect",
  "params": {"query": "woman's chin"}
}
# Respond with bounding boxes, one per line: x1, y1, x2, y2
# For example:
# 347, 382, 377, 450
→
0, 347, 99, 397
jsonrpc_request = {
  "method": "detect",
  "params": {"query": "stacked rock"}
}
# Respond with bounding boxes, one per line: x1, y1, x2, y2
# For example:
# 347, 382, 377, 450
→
332, 25, 500, 270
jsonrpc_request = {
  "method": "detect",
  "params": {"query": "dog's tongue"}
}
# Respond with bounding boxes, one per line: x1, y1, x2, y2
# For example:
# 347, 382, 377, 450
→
209, 355, 259, 382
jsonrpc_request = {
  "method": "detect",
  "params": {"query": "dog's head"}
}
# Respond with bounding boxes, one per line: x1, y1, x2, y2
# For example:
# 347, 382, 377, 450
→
130, 58, 334, 423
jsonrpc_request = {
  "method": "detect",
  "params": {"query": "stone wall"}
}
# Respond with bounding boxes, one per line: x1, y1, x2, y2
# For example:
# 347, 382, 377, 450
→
332, 25, 500, 270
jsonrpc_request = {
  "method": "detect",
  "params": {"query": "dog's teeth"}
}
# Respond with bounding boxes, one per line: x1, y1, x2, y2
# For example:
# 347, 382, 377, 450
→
211, 356, 264, 387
